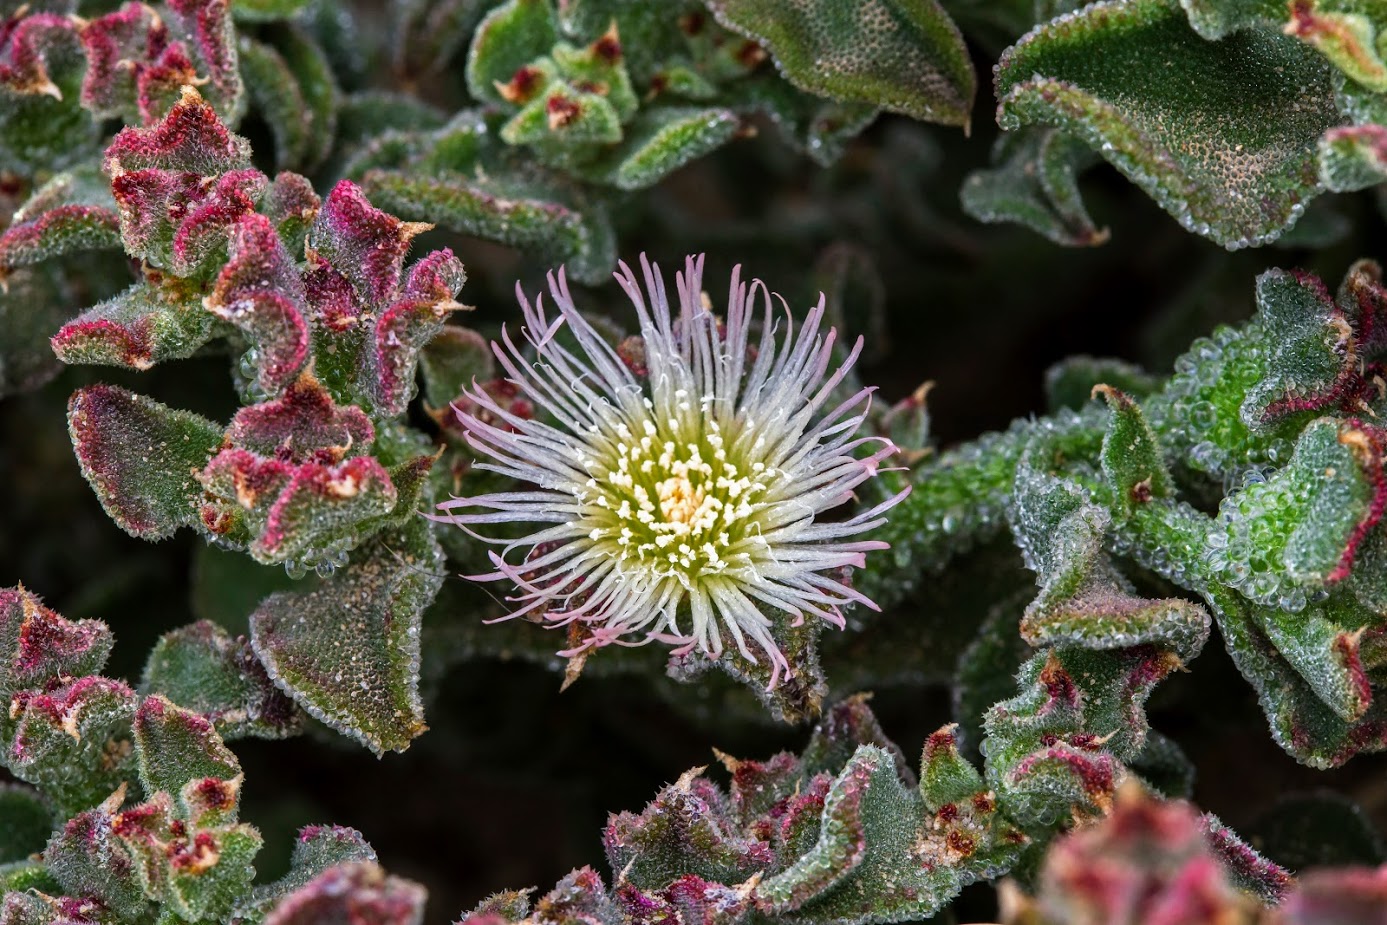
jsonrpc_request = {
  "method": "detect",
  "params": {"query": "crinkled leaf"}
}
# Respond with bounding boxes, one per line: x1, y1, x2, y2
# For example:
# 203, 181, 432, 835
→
1030, 784, 1270, 922
45, 792, 150, 920
236, 825, 377, 922
196, 375, 424, 565
133, 695, 241, 806
3, 677, 138, 817
204, 213, 310, 396
995, 0, 1342, 248
67, 385, 223, 540
0, 165, 120, 277
198, 449, 399, 565
143, 621, 303, 740
264, 862, 426, 925
369, 249, 468, 416
0, 585, 113, 696
705, 0, 974, 126
105, 84, 251, 176
960, 127, 1107, 247
1121, 496, 1387, 767
52, 279, 225, 370
1212, 418, 1379, 614
249, 521, 442, 755
1320, 122, 1387, 190
306, 180, 430, 308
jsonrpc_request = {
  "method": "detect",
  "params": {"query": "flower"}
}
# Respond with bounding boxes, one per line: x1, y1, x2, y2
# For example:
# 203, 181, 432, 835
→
436, 254, 908, 687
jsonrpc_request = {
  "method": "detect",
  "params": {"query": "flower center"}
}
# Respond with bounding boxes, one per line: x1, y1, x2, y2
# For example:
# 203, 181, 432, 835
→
657, 475, 705, 525
579, 406, 779, 576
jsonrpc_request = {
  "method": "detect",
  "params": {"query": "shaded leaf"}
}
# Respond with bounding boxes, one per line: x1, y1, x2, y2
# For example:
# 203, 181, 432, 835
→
960, 127, 1107, 247
142, 621, 303, 740
249, 521, 443, 755
706, 0, 974, 126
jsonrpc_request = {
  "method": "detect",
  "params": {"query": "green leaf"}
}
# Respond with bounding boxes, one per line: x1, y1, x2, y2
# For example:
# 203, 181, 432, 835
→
271, 24, 341, 172
67, 386, 224, 541
952, 599, 1034, 757
705, 0, 975, 126
249, 520, 443, 755
419, 325, 493, 409
1319, 123, 1387, 190
960, 127, 1108, 247
0, 784, 51, 864
336, 91, 447, 146
52, 280, 226, 371
858, 409, 1104, 608
1094, 384, 1173, 509
143, 621, 304, 740
466, 0, 560, 104
362, 167, 616, 285
232, 0, 315, 22
239, 36, 314, 173
133, 694, 242, 806
603, 105, 741, 189
392, 0, 489, 78
1179, 0, 1285, 39
1045, 356, 1161, 413
995, 0, 1341, 248
239, 25, 340, 173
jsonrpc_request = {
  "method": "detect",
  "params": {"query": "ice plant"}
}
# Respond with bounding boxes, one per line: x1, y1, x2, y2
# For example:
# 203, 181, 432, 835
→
436, 255, 907, 686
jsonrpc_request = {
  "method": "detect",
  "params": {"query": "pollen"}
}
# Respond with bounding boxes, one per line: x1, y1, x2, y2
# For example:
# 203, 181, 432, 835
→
584, 407, 774, 576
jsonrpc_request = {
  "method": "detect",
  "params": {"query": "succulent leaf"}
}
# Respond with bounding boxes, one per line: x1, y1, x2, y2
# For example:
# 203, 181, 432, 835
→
66, 386, 224, 541
262, 862, 426, 925
249, 520, 442, 755
994, 0, 1341, 248
704, 0, 974, 126
142, 621, 303, 742
960, 127, 1107, 247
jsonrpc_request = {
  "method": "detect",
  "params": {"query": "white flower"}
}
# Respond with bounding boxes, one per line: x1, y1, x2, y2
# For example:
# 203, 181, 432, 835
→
436, 255, 908, 687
